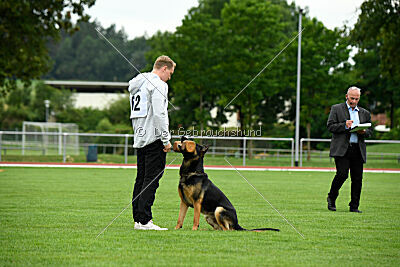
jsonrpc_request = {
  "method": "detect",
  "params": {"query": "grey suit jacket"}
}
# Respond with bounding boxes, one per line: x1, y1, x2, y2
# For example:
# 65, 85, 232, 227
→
327, 102, 372, 163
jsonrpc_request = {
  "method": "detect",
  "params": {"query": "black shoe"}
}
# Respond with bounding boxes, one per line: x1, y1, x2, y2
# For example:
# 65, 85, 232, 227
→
327, 197, 336, 211
350, 208, 362, 213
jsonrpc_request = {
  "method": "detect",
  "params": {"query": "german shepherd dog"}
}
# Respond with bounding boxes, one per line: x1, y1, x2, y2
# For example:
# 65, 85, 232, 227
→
173, 136, 279, 232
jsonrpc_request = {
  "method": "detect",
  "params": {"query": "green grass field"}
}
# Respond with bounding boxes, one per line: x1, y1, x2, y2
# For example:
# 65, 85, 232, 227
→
1, 167, 399, 266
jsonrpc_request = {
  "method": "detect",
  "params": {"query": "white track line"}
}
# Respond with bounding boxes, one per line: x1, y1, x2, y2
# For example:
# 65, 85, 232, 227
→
1, 162, 399, 173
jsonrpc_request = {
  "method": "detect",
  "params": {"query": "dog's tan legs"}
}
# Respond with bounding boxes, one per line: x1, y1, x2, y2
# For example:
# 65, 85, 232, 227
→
192, 201, 202, 230
175, 200, 189, 230
205, 215, 222, 230
215, 207, 230, 231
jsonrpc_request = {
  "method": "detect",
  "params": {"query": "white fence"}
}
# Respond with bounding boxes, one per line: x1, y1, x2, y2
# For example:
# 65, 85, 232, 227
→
1, 131, 399, 167
22, 121, 79, 155
300, 138, 400, 167
0, 131, 294, 166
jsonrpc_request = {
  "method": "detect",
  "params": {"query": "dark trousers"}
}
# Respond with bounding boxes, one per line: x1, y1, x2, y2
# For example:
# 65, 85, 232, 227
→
132, 139, 166, 224
328, 143, 364, 209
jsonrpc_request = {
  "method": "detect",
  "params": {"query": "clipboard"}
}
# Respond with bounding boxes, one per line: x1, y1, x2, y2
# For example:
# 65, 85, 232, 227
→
350, 123, 371, 132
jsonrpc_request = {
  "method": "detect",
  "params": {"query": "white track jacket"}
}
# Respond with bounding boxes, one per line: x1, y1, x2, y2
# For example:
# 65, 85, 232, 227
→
128, 72, 170, 148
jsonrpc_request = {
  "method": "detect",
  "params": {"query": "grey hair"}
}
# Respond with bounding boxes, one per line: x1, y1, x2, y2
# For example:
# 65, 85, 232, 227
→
347, 86, 361, 94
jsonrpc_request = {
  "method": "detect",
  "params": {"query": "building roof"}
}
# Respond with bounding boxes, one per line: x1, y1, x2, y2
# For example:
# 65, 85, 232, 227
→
44, 80, 128, 93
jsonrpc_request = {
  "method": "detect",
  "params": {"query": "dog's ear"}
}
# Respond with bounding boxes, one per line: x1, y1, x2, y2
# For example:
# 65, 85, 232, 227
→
184, 140, 196, 153
199, 145, 209, 157
181, 135, 188, 142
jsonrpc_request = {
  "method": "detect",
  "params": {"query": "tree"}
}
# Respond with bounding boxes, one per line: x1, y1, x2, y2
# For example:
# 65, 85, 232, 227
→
171, 4, 226, 132
104, 94, 132, 133
145, 0, 352, 151
217, 1, 352, 158
145, 1, 231, 132
219, 0, 292, 133
351, 0, 400, 129
215, 0, 302, 158
293, 17, 351, 159
350, 41, 383, 113
0, 0, 96, 94
45, 21, 150, 82
149, 0, 297, 135
0, 81, 76, 130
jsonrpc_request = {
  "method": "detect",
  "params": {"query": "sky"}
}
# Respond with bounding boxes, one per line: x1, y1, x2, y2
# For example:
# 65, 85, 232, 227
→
86, 0, 365, 39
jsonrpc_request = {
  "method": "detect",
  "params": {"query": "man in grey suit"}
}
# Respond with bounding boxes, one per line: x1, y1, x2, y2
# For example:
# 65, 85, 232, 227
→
326, 86, 372, 213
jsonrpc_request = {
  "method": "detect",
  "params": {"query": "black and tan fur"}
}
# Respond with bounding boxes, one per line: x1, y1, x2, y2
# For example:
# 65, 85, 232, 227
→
173, 136, 279, 232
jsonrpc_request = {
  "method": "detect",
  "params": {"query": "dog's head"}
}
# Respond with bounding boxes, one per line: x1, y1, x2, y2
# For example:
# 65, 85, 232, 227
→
173, 136, 209, 174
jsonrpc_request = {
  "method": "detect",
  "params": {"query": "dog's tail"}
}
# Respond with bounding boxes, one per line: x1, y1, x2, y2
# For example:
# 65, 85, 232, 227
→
249, 227, 280, 232
234, 224, 280, 232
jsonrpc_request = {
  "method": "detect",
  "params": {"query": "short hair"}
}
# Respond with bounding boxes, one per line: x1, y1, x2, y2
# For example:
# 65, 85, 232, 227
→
347, 86, 361, 95
153, 55, 176, 70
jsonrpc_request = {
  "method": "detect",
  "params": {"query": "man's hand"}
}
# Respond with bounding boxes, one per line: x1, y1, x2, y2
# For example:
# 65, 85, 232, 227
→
163, 142, 171, 152
346, 120, 353, 129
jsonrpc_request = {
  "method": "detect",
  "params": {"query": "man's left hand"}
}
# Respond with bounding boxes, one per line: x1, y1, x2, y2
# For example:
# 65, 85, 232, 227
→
163, 142, 172, 152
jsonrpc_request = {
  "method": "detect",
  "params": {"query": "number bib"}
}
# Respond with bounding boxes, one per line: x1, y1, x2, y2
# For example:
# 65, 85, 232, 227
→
130, 89, 148, 118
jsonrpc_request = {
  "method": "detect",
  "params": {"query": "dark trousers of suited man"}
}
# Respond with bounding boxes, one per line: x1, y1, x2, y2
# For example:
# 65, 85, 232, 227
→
326, 87, 372, 212
328, 143, 364, 209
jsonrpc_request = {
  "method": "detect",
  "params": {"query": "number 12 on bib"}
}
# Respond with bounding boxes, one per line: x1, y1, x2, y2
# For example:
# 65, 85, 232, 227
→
130, 90, 148, 118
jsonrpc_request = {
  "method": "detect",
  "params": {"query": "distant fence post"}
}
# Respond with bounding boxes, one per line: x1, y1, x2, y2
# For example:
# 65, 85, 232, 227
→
124, 134, 129, 164
22, 124, 25, 155
63, 133, 67, 163
300, 138, 303, 167
291, 139, 294, 167
0, 131, 2, 162
212, 139, 216, 157
243, 137, 247, 166
58, 124, 62, 155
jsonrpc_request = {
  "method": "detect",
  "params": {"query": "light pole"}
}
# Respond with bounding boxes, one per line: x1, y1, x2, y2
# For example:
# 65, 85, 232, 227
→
44, 100, 50, 122
295, 9, 302, 167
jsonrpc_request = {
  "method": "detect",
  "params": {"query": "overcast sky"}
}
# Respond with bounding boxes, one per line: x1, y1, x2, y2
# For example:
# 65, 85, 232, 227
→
86, 0, 365, 39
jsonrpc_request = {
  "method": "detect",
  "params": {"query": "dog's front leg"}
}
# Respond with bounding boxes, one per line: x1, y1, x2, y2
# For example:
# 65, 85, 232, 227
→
192, 201, 202, 230
175, 200, 188, 230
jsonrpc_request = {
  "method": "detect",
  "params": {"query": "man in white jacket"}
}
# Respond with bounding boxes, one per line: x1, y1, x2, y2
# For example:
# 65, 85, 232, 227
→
128, 55, 175, 230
